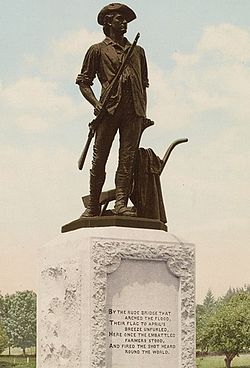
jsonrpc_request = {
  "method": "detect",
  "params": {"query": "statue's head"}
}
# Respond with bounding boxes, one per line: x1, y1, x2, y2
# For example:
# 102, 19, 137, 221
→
97, 3, 136, 36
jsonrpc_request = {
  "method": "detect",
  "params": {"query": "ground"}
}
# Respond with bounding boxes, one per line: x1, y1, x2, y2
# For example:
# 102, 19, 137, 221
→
196, 354, 250, 368
0, 353, 249, 367
0, 356, 35, 368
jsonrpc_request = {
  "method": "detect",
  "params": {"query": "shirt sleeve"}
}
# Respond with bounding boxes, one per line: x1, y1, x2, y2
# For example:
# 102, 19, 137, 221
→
75, 44, 100, 86
140, 48, 149, 88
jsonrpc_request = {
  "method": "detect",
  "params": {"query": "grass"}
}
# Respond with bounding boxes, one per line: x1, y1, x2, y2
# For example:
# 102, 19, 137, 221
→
0, 356, 35, 368
196, 354, 250, 368
1, 354, 249, 368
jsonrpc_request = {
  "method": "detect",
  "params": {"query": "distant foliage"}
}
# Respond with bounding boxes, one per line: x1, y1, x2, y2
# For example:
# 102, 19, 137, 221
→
196, 288, 217, 350
203, 289, 216, 312
197, 287, 250, 368
0, 292, 8, 354
0, 293, 5, 320
223, 284, 250, 300
0, 321, 8, 354
0, 291, 36, 355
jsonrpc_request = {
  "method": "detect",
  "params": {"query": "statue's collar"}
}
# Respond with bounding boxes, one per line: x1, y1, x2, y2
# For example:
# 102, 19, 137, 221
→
103, 37, 131, 50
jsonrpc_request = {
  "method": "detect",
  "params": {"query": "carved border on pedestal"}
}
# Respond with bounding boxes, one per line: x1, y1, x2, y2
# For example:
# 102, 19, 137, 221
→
91, 238, 195, 368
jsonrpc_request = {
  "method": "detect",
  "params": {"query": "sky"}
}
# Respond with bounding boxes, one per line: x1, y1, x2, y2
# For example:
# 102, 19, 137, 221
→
1, 0, 250, 304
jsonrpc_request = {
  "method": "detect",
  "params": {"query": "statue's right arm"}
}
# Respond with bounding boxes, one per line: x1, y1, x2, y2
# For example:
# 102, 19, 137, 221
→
79, 85, 102, 116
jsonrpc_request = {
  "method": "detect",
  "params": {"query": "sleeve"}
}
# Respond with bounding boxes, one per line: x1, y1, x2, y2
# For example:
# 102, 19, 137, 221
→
140, 47, 149, 88
75, 44, 100, 86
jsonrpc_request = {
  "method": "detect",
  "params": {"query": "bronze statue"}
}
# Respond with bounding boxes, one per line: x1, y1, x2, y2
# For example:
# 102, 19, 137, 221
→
76, 3, 149, 217
72, 3, 188, 229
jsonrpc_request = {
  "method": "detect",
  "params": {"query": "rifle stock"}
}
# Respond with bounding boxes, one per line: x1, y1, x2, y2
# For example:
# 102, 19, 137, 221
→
78, 128, 95, 170
78, 33, 140, 170
78, 111, 105, 170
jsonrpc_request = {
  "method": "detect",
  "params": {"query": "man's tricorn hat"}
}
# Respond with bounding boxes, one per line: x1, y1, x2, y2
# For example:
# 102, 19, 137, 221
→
97, 3, 136, 25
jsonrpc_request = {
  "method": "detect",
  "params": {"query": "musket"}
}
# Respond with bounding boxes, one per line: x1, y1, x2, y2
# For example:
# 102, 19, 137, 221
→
78, 32, 140, 170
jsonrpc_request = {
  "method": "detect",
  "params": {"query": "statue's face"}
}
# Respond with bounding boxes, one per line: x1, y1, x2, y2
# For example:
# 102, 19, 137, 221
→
110, 13, 127, 35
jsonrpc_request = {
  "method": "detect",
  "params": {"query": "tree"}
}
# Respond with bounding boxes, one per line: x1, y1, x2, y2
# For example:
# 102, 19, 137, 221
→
197, 291, 250, 368
3, 291, 36, 355
203, 289, 216, 313
197, 289, 216, 323
0, 292, 11, 355
0, 322, 8, 354
0, 293, 4, 316
2, 293, 15, 354
196, 289, 217, 354
224, 284, 250, 300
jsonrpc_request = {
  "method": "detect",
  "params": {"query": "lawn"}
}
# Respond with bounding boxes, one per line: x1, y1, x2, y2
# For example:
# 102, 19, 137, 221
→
1, 354, 249, 368
0, 356, 35, 368
197, 354, 250, 368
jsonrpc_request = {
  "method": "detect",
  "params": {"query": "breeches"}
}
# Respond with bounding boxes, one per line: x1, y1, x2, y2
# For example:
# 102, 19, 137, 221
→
91, 93, 143, 190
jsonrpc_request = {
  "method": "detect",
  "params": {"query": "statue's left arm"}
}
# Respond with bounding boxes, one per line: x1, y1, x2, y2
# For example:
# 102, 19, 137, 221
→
140, 47, 149, 89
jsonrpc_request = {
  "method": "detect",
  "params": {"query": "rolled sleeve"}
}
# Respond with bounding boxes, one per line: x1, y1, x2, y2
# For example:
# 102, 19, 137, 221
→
75, 44, 100, 86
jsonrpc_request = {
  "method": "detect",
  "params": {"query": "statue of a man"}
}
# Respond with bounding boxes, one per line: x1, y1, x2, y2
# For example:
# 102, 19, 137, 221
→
76, 3, 149, 217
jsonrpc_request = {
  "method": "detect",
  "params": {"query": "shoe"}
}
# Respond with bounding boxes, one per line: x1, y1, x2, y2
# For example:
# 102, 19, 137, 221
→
80, 206, 100, 218
114, 206, 137, 217
80, 170, 105, 218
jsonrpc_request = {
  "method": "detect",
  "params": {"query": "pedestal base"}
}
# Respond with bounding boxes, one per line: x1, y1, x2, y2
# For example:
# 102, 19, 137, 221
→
61, 215, 168, 233
37, 227, 195, 368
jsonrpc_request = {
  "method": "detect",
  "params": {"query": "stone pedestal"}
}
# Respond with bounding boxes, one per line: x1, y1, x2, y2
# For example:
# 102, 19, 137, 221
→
37, 227, 195, 368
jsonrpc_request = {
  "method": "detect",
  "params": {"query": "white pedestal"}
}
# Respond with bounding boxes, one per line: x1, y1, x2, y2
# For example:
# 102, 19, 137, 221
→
37, 227, 195, 368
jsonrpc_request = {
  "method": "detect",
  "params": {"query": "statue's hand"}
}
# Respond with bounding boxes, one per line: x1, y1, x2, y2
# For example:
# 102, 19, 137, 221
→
94, 102, 103, 116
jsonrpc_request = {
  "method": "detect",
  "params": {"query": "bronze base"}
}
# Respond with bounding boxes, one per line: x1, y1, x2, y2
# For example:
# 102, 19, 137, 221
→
61, 215, 168, 233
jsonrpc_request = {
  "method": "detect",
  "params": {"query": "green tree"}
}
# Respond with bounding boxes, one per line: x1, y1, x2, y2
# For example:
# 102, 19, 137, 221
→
197, 291, 250, 368
196, 289, 217, 354
196, 303, 205, 324
0, 292, 12, 354
196, 289, 216, 323
2, 293, 15, 354
0, 293, 4, 314
3, 291, 36, 355
203, 288, 216, 313
0, 321, 8, 354
224, 284, 250, 300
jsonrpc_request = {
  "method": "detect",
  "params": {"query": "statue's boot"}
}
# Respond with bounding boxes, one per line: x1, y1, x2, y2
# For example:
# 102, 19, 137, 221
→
114, 173, 136, 217
81, 171, 105, 217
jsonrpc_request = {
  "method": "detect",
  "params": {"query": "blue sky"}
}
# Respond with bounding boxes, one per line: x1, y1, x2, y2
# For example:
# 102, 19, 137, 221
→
2, 0, 250, 71
1, 1, 250, 303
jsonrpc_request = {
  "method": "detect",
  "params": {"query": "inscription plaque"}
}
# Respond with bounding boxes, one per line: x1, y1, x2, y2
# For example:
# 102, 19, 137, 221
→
106, 259, 180, 368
